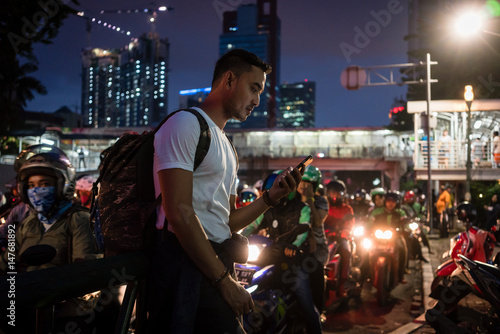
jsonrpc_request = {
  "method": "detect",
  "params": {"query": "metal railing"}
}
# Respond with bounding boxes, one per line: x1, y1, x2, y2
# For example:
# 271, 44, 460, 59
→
414, 140, 494, 169
235, 143, 410, 159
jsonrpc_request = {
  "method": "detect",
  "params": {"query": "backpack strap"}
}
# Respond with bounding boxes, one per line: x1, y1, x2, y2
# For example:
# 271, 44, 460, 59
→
152, 108, 211, 211
154, 108, 211, 171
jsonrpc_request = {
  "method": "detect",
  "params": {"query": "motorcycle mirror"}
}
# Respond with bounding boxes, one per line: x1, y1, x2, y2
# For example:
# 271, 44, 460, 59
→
20, 244, 57, 266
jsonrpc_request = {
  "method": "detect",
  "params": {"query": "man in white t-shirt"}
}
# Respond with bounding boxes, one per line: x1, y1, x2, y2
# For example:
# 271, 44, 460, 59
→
147, 49, 303, 333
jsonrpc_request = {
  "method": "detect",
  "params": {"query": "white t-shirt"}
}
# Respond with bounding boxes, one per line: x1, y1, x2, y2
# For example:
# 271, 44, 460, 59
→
153, 108, 238, 243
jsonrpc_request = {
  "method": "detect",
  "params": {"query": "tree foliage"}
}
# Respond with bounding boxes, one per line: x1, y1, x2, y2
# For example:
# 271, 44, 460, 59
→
0, 0, 78, 135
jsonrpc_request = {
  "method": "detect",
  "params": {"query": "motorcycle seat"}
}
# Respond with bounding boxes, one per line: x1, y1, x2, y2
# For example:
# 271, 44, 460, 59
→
477, 261, 500, 280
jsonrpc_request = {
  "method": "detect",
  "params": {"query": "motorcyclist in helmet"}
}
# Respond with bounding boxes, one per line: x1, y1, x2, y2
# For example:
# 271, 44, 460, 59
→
368, 187, 386, 215
351, 188, 371, 219
1, 145, 68, 250
370, 191, 410, 282
402, 190, 432, 253
236, 186, 259, 208
297, 165, 329, 313
242, 171, 322, 333
0, 152, 99, 332
324, 179, 355, 297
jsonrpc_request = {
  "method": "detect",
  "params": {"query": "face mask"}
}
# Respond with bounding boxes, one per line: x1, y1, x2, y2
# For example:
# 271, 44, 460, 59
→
27, 187, 56, 214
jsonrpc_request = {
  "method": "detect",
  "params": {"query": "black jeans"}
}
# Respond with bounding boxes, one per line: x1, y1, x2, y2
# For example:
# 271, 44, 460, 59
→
146, 231, 244, 333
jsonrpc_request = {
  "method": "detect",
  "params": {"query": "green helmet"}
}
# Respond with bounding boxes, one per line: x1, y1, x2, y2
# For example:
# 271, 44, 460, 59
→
302, 165, 322, 192
370, 187, 386, 198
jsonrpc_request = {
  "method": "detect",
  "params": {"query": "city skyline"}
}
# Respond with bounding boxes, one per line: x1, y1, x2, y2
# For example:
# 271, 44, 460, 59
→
25, 0, 409, 128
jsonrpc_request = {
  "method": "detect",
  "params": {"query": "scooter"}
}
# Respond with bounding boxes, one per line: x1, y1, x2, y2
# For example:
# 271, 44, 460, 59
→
235, 224, 311, 334
425, 253, 500, 333
360, 224, 403, 306
324, 225, 363, 306
431, 223, 497, 292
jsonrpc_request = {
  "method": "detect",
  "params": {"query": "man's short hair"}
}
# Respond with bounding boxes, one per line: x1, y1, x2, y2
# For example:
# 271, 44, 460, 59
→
212, 49, 272, 87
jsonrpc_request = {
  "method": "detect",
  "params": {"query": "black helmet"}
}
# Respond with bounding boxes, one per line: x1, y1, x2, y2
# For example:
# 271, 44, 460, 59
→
355, 189, 367, 200
18, 153, 76, 205
455, 202, 477, 223
385, 191, 400, 203
327, 180, 346, 194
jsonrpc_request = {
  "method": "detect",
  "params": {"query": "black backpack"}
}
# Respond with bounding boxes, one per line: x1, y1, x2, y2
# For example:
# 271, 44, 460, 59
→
91, 109, 211, 257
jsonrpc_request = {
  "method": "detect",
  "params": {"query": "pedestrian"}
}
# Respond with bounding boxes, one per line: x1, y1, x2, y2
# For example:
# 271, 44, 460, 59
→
493, 131, 500, 168
472, 136, 484, 167
439, 129, 451, 168
146, 49, 303, 333
435, 185, 451, 238
78, 146, 86, 169
484, 193, 500, 230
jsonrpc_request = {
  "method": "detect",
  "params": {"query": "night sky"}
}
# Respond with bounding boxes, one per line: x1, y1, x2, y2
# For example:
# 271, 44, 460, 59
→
26, 0, 410, 128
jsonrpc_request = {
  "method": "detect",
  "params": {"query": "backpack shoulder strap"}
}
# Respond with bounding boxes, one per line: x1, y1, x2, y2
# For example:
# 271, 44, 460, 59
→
154, 108, 210, 171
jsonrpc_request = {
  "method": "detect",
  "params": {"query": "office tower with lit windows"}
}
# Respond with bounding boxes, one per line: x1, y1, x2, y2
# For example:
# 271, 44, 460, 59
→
219, 0, 280, 129
81, 33, 169, 128
278, 81, 315, 128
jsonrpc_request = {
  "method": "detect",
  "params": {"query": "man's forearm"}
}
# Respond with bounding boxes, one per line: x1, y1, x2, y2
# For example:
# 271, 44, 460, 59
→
228, 197, 270, 232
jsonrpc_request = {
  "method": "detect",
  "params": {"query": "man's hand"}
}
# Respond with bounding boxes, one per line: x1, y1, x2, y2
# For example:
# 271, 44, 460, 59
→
268, 166, 303, 203
217, 275, 254, 316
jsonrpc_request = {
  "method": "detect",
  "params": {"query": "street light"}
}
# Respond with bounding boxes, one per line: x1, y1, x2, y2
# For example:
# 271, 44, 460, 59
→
464, 85, 474, 196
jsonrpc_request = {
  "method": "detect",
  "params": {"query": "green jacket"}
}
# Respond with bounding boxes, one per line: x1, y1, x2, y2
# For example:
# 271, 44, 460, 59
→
1, 205, 98, 274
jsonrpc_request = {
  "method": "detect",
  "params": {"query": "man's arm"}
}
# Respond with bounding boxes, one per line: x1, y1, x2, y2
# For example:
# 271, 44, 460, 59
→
158, 168, 253, 316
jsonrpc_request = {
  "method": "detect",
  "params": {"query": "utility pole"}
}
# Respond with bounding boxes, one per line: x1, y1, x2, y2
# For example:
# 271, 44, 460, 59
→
341, 53, 438, 232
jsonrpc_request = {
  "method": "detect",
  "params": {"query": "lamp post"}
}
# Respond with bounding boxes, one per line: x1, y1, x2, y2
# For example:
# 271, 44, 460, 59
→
464, 85, 474, 196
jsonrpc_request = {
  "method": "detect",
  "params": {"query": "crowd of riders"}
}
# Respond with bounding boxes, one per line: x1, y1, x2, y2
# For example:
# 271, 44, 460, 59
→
1, 143, 498, 332
235, 165, 439, 325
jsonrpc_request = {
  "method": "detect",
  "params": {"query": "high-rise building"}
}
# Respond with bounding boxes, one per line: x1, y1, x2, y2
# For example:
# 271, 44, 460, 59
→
278, 81, 315, 128
81, 33, 169, 128
219, 0, 280, 129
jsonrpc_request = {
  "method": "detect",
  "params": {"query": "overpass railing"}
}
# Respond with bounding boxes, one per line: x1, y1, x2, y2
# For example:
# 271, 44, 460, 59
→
414, 139, 494, 169
236, 144, 411, 159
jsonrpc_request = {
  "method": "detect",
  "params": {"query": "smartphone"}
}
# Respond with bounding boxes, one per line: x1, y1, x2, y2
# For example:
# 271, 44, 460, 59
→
279, 155, 313, 188
296, 155, 313, 172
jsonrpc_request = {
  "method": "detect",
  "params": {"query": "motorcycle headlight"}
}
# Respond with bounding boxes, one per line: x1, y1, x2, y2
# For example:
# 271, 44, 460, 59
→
409, 222, 419, 231
247, 245, 261, 262
375, 229, 393, 240
362, 237, 373, 249
353, 225, 364, 237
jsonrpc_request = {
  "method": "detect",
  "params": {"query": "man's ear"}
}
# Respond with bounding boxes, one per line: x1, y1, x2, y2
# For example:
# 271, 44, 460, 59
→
225, 71, 235, 90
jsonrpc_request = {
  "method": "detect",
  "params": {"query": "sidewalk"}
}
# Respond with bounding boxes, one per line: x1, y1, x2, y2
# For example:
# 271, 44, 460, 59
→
400, 222, 493, 334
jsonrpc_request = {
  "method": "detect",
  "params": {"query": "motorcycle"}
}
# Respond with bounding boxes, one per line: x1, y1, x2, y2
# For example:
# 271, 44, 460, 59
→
235, 224, 311, 333
324, 224, 363, 306
431, 224, 497, 292
425, 253, 500, 333
360, 224, 403, 306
